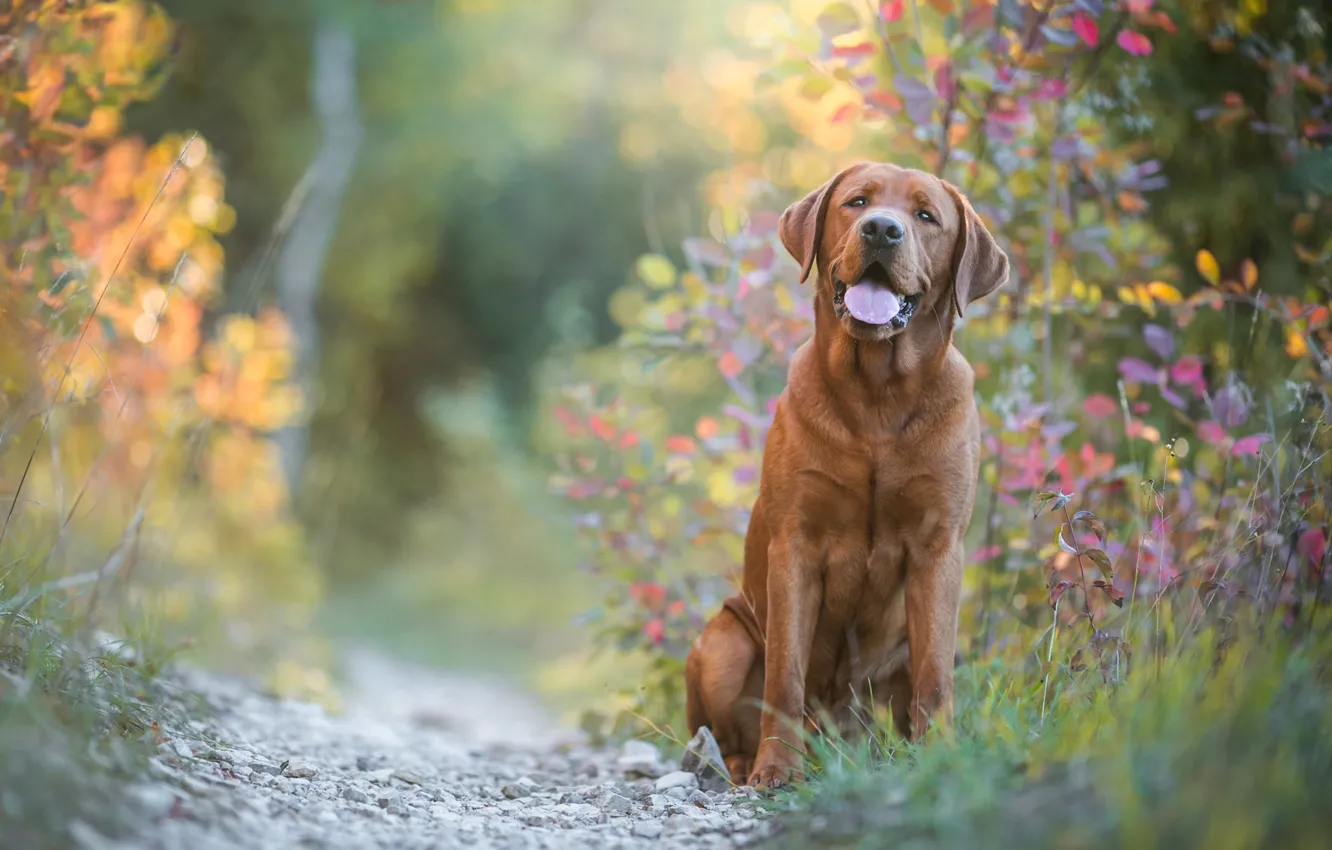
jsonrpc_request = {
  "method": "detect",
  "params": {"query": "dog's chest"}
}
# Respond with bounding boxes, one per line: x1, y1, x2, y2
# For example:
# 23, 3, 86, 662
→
815, 461, 924, 632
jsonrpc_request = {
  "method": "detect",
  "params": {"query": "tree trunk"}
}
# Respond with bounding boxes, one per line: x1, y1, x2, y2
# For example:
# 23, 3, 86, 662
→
273, 21, 362, 499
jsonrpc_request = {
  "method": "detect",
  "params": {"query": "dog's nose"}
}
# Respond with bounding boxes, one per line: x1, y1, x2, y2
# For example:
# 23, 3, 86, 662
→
860, 214, 905, 246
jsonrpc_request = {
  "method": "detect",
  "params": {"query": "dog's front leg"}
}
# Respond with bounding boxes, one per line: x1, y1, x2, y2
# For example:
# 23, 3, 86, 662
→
749, 536, 821, 789
905, 538, 964, 742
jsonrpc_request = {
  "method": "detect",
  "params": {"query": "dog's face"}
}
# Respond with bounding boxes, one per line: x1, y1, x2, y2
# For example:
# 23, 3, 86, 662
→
779, 162, 1009, 343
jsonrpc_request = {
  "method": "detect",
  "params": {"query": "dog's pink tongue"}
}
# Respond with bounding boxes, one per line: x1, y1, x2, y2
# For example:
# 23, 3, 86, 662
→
844, 282, 902, 325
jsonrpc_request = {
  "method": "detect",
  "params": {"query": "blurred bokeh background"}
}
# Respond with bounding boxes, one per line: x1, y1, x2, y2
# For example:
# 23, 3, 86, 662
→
3, 0, 1330, 757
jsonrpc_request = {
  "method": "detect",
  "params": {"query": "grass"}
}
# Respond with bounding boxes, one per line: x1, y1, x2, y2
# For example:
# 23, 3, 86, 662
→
761, 625, 1332, 850
0, 575, 197, 849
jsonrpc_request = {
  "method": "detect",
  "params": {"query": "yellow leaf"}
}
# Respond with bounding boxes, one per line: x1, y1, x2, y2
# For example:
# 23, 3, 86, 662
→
1195, 250, 1220, 285
1146, 281, 1183, 303
1134, 284, 1157, 316
1239, 259, 1258, 291
1286, 326, 1309, 359
636, 254, 676, 289
707, 467, 742, 508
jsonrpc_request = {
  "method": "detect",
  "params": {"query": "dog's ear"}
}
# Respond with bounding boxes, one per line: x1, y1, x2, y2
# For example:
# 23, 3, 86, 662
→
945, 182, 1009, 317
779, 164, 863, 284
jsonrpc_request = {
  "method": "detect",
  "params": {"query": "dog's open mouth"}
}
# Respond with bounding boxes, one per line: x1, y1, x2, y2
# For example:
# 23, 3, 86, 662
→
834, 261, 919, 329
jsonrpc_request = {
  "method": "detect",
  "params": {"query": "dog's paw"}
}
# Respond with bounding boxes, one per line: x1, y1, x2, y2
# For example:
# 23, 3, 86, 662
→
747, 755, 803, 791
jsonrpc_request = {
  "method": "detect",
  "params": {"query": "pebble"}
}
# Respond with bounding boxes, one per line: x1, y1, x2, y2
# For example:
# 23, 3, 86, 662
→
616, 740, 666, 779
282, 760, 318, 779
633, 820, 665, 839
601, 793, 633, 815
654, 771, 700, 793
502, 776, 539, 798
97, 652, 770, 849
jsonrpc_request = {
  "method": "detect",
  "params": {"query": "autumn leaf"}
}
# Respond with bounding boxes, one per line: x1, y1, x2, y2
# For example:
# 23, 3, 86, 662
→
880, 0, 904, 22
589, 415, 617, 441
831, 42, 876, 60
1072, 511, 1108, 544
1146, 281, 1183, 303
636, 254, 676, 289
829, 101, 859, 124
1072, 13, 1099, 47
664, 435, 696, 455
1093, 580, 1126, 607
1057, 525, 1079, 555
1285, 326, 1309, 359
1083, 394, 1118, 419
1049, 580, 1073, 608
718, 351, 744, 379
1195, 249, 1221, 285
1239, 258, 1258, 290
1117, 31, 1153, 56
1085, 548, 1113, 580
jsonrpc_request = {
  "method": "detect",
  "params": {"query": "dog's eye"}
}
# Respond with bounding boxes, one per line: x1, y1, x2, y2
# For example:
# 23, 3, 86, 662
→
915, 209, 936, 223
845, 197, 867, 208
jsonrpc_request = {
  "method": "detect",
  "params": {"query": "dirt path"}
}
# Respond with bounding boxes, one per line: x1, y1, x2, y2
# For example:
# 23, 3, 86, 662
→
86, 648, 770, 850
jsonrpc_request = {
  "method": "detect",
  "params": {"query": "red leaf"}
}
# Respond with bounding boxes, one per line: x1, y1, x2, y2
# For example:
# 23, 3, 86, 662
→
832, 42, 876, 59
830, 102, 859, 124
1117, 30, 1153, 56
1072, 13, 1099, 47
1196, 420, 1227, 445
1139, 10, 1176, 33
718, 351, 744, 379
1231, 434, 1270, 457
880, 0, 903, 22
1049, 580, 1073, 608
1298, 528, 1328, 570
1169, 355, 1204, 389
971, 545, 1002, 563
642, 618, 665, 645
1093, 580, 1126, 607
664, 435, 697, 455
589, 415, 616, 441
865, 89, 903, 112
934, 63, 956, 103
553, 405, 584, 437
631, 582, 667, 609
1083, 393, 1119, 420
961, 3, 993, 34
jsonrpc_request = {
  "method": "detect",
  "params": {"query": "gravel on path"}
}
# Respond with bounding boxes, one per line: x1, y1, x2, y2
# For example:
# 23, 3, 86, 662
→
79, 648, 772, 850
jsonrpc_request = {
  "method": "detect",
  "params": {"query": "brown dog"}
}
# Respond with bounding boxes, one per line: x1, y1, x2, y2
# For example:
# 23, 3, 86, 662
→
683, 161, 1008, 789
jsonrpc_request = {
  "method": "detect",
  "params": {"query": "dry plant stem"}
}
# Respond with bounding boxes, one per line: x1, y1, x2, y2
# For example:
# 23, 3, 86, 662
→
0, 134, 196, 555
977, 454, 1004, 651
32, 257, 185, 585
1059, 503, 1096, 637
1040, 594, 1060, 722
1041, 106, 1064, 407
